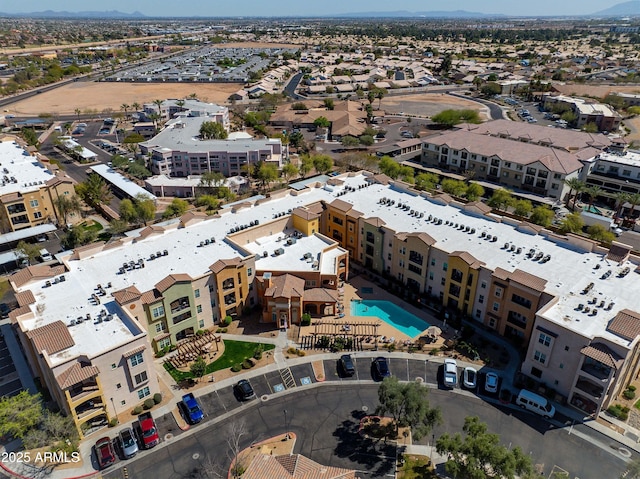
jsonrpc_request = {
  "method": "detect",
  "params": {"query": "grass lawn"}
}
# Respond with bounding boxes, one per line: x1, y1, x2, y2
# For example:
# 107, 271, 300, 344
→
164, 340, 275, 382
78, 220, 104, 233
0, 277, 10, 301
397, 455, 435, 479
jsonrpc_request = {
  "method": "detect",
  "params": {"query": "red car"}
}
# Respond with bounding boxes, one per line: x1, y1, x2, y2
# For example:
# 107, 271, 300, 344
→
95, 437, 116, 470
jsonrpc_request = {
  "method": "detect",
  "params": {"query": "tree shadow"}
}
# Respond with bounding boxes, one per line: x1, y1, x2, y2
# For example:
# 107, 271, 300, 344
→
332, 410, 396, 476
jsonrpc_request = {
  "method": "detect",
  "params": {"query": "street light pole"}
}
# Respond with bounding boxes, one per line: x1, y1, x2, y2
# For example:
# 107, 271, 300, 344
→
283, 409, 289, 440
430, 433, 435, 467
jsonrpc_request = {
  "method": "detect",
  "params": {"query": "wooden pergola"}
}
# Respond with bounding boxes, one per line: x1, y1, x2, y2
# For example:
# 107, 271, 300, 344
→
311, 319, 381, 338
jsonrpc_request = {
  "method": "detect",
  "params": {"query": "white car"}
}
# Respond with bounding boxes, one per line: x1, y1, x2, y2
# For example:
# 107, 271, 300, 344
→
485, 372, 499, 393
463, 367, 477, 389
443, 359, 458, 388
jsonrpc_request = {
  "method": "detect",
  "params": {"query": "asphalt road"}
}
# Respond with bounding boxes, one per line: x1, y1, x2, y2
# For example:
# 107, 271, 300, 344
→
448, 92, 505, 121
101, 363, 632, 479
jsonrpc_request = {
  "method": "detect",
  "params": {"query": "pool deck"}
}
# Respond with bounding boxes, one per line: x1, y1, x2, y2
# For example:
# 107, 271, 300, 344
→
300, 275, 455, 349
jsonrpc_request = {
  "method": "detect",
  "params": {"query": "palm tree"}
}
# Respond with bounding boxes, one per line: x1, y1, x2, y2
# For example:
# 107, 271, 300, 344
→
53, 194, 82, 225
613, 192, 631, 219
131, 102, 141, 116
120, 103, 130, 121
74, 108, 81, 121
176, 99, 186, 112
472, 76, 483, 91
583, 185, 603, 212
153, 99, 164, 121
375, 88, 386, 110
563, 178, 585, 211
627, 193, 640, 220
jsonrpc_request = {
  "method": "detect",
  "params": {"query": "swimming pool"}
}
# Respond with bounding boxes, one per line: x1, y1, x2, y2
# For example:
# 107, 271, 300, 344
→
351, 300, 430, 338
583, 205, 603, 215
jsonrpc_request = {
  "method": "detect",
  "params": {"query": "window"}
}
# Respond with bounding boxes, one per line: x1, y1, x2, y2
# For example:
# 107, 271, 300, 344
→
199, 319, 205, 328
194, 289, 200, 298
134, 371, 148, 384
538, 333, 552, 347
495, 287, 502, 298
130, 352, 144, 367
121, 400, 126, 406
29, 199, 39, 208
159, 337, 171, 349
152, 305, 165, 318
533, 350, 546, 364
475, 309, 481, 318
488, 318, 496, 328
155, 323, 164, 333
481, 281, 487, 289
116, 383, 121, 389
530, 367, 542, 378
111, 363, 116, 369
137, 387, 151, 399
197, 305, 203, 313
478, 294, 484, 304
492, 302, 499, 312
441, 277, 446, 286
442, 262, 448, 272
247, 268, 252, 277
33, 211, 42, 219
512, 293, 532, 309
564, 346, 569, 352
431, 258, 436, 266
429, 272, 434, 280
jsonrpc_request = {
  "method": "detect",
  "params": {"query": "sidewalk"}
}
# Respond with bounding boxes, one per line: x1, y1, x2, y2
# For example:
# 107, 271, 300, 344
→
2, 335, 639, 478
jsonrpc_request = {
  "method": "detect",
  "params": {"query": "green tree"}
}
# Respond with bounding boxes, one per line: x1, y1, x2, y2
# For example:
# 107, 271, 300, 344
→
563, 177, 585, 211
587, 224, 615, 244
415, 172, 439, 191
432, 109, 481, 127
530, 205, 554, 227
199, 120, 228, 140
119, 194, 156, 226
487, 189, 514, 210
21, 127, 39, 147
441, 179, 467, 197
16, 241, 41, 265
127, 162, 152, 179
582, 122, 598, 133
195, 195, 220, 213
108, 219, 129, 236
61, 225, 97, 250
437, 416, 534, 479
0, 391, 44, 440
513, 199, 533, 217
559, 212, 584, 234
281, 163, 299, 182
359, 135, 375, 146
53, 194, 82, 225
341, 135, 359, 147
323, 98, 335, 110
464, 183, 485, 201
299, 155, 315, 178
163, 198, 189, 219
289, 131, 305, 148
313, 155, 333, 175
190, 356, 207, 382
375, 377, 441, 440
256, 162, 279, 191
481, 82, 502, 96
582, 185, 602, 211
313, 116, 331, 129
378, 156, 400, 178
614, 192, 631, 219
75, 174, 113, 209
198, 171, 226, 195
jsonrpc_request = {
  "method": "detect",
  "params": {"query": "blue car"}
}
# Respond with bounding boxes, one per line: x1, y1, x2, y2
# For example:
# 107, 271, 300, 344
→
181, 393, 204, 424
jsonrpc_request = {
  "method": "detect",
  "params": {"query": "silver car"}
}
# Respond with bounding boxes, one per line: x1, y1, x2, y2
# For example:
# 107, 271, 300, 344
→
119, 427, 139, 459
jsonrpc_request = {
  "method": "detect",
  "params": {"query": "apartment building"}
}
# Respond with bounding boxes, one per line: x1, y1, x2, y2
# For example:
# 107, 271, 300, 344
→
420, 120, 611, 201
139, 116, 284, 178
0, 137, 76, 232
542, 94, 621, 132
142, 98, 230, 129
583, 150, 640, 202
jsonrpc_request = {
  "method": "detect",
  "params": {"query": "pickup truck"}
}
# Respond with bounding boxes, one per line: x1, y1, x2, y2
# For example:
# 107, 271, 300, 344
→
137, 412, 159, 449
181, 393, 204, 424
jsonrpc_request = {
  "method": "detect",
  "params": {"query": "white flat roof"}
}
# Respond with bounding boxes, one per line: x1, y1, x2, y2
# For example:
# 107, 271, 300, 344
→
598, 151, 640, 168
0, 141, 55, 195
91, 165, 156, 202
16, 173, 640, 361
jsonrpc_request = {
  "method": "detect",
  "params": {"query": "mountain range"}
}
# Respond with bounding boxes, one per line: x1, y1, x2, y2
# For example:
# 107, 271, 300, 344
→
0, 1, 638, 19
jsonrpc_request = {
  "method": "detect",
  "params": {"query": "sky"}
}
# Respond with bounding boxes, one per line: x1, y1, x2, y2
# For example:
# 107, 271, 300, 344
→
0, 0, 631, 17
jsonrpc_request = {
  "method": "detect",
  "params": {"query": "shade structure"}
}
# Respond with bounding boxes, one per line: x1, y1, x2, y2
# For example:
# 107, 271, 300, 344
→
426, 325, 442, 338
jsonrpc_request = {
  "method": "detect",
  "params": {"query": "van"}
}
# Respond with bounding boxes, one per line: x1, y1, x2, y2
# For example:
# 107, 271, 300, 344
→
39, 249, 53, 262
515, 389, 555, 418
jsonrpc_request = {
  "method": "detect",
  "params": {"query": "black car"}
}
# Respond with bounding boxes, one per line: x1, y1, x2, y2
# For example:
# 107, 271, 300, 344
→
371, 357, 391, 381
234, 379, 255, 401
339, 354, 355, 377
0, 303, 10, 319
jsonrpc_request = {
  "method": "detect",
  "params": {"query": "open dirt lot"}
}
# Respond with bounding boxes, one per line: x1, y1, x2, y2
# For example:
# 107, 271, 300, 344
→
381, 92, 489, 120
9, 82, 242, 116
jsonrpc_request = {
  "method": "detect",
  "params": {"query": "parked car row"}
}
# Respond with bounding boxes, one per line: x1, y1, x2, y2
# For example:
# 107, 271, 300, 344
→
94, 425, 139, 470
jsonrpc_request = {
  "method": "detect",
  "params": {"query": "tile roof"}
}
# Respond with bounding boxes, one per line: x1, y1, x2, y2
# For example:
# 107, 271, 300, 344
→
607, 309, 640, 340
55, 362, 100, 389
112, 286, 142, 304
329, 199, 356, 213
9, 305, 31, 324
304, 288, 339, 303
140, 289, 163, 305
155, 273, 193, 292
27, 320, 75, 355
509, 269, 548, 292
123, 345, 146, 358
15, 290, 35, 307
11, 264, 65, 288
265, 274, 305, 299
450, 251, 484, 268
607, 243, 632, 264
580, 342, 623, 368
292, 207, 320, 221
242, 453, 356, 479
210, 257, 241, 274
405, 232, 436, 246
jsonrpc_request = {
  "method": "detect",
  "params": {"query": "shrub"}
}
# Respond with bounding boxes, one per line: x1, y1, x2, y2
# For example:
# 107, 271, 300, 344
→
301, 313, 311, 326
629, 385, 637, 392
297, 350, 306, 356
607, 404, 630, 421
287, 347, 298, 355
429, 348, 439, 355
143, 398, 155, 410
242, 358, 255, 369
132, 406, 143, 415
222, 315, 232, 326
253, 344, 264, 360
153, 393, 162, 404
155, 349, 166, 358
196, 329, 205, 337
108, 418, 118, 427
221, 328, 228, 333
624, 389, 636, 400
216, 328, 222, 333
231, 363, 242, 372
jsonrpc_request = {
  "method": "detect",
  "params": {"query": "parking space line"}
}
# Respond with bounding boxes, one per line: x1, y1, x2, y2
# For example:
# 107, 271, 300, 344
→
263, 373, 274, 393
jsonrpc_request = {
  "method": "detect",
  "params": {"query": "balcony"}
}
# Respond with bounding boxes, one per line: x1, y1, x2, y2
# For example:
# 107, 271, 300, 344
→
574, 377, 605, 399
74, 399, 106, 421
68, 383, 101, 403
224, 293, 237, 306
170, 301, 190, 315
222, 279, 235, 290
580, 363, 611, 381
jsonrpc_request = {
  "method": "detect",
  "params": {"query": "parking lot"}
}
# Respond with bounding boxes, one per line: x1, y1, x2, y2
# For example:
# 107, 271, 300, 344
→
0, 330, 22, 397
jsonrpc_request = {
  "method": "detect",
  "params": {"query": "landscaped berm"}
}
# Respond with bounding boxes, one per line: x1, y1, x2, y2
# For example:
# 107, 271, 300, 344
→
163, 337, 274, 386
